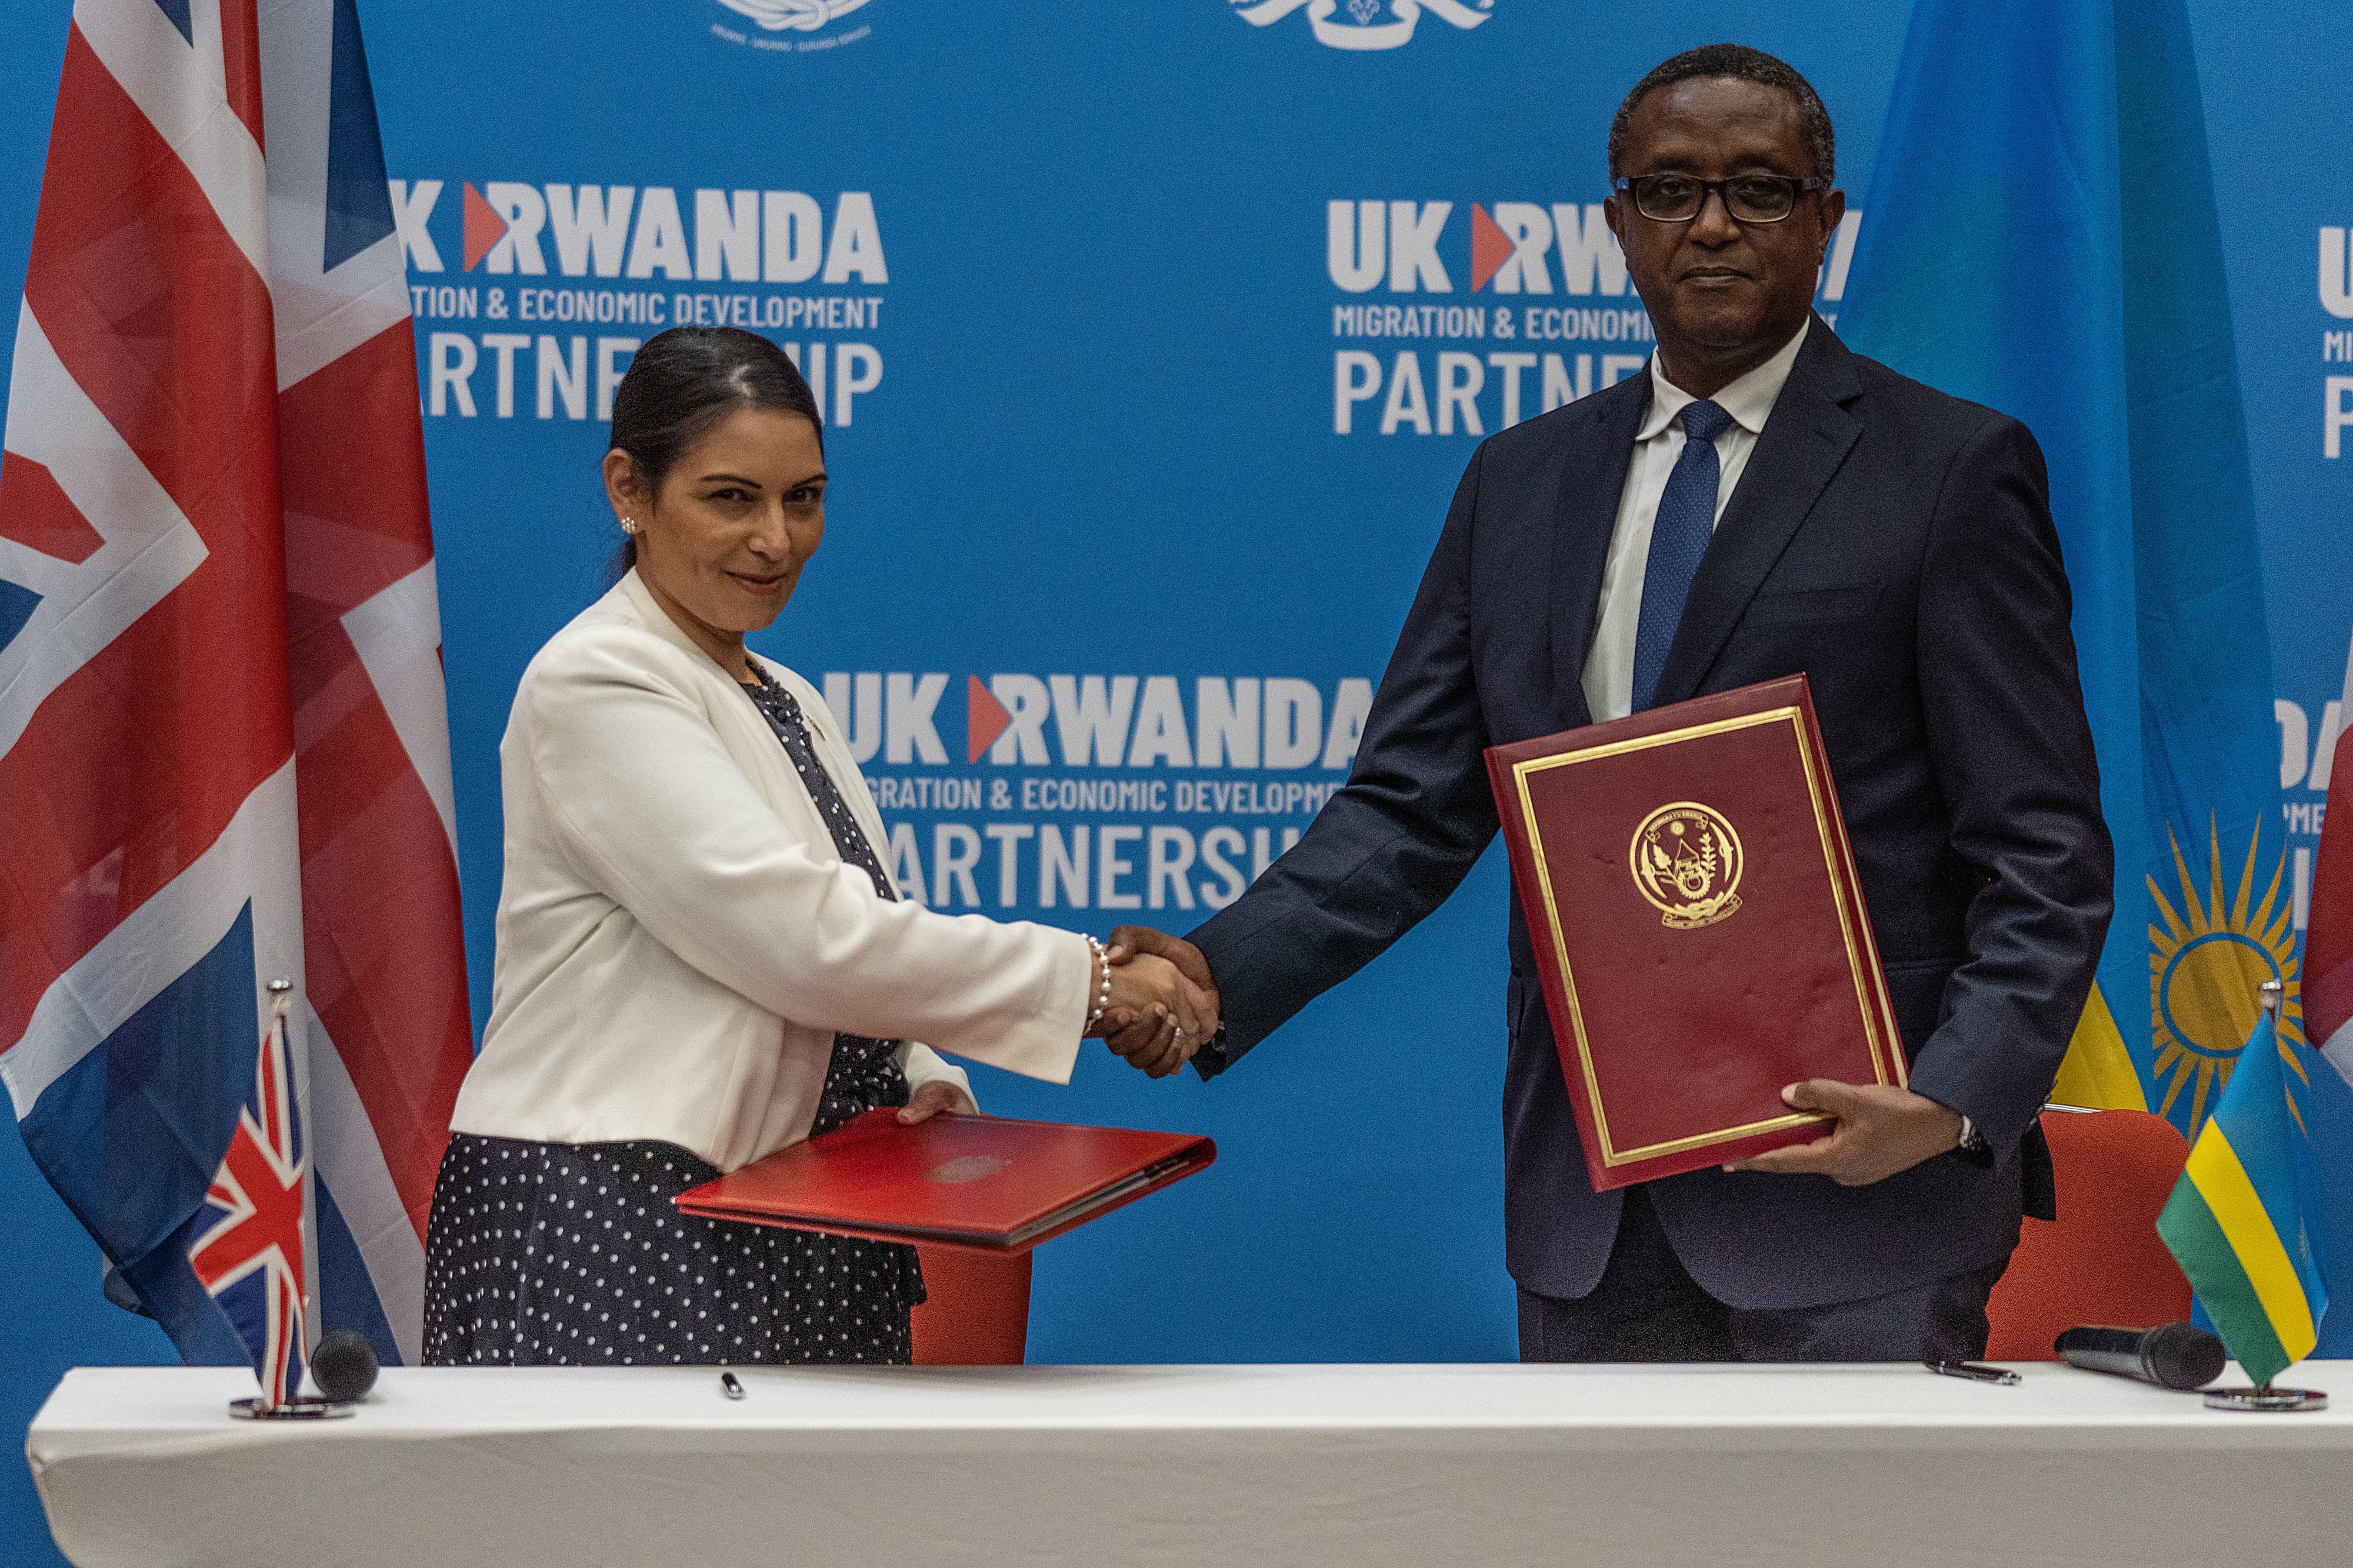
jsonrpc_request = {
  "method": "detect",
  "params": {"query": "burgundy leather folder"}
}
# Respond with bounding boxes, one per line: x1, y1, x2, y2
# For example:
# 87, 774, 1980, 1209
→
675, 1109, 1215, 1253
1485, 674, 1906, 1191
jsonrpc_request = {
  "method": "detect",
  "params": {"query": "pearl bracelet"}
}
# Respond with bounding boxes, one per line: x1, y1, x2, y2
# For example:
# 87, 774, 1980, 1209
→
1085, 935, 1111, 1028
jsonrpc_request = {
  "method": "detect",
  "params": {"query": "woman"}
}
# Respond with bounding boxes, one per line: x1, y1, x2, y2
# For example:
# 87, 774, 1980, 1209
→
424, 326, 1208, 1368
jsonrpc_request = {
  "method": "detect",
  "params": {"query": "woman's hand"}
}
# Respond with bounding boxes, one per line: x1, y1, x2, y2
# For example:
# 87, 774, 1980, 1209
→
1101, 926, 1220, 1077
897, 1077, 978, 1124
1086, 950, 1215, 1078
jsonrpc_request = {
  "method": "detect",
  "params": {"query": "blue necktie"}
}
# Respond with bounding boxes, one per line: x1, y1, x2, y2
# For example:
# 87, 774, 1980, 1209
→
1629, 398, 1734, 712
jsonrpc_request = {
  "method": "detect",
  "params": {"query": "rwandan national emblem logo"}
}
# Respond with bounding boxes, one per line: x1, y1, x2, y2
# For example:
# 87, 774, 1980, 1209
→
1630, 803, 1744, 930
1228, 0, 1491, 51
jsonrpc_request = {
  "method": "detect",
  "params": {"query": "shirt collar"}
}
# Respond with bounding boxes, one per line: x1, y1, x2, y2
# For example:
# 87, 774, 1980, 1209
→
1637, 318, 1814, 442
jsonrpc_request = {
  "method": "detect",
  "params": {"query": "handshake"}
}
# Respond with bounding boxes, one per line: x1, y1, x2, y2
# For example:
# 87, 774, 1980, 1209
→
1079, 926, 1220, 1079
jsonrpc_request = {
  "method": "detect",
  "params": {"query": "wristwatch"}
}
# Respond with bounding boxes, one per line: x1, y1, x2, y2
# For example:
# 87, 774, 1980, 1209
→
1957, 1115, 1988, 1155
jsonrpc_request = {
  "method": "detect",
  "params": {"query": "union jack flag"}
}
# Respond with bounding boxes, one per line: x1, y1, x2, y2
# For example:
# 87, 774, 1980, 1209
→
188, 994, 308, 1407
0, 0, 471, 1369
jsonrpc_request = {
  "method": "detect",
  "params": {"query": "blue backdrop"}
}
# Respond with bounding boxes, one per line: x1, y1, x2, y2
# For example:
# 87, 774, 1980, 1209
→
5, 2, 2349, 1560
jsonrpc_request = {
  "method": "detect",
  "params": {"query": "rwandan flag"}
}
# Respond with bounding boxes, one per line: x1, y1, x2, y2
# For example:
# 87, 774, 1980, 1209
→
1837, 0, 2301, 1132
2156, 1011, 2329, 1386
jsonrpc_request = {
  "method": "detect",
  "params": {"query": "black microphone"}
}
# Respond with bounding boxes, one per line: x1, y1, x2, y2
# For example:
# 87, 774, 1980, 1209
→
310, 1330, 381, 1403
2054, 1323, 2226, 1391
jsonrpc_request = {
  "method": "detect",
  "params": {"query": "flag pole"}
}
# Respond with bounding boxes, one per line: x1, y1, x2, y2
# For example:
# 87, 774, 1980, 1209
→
2259, 979, 2278, 1393
2255, 980, 2282, 1398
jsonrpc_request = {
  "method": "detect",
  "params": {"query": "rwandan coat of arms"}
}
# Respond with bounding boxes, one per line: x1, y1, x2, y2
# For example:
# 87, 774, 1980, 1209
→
1629, 803, 1745, 930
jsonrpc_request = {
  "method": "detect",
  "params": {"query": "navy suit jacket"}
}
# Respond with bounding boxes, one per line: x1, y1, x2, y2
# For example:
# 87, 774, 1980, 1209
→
1188, 319, 2114, 1310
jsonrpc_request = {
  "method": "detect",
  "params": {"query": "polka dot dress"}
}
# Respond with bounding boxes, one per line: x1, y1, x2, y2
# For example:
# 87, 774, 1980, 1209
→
739, 666, 915, 1132
420, 664, 926, 1369
422, 1134, 919, 1366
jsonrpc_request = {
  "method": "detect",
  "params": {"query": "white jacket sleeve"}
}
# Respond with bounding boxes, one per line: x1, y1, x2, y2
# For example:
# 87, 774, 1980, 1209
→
525, 627, 1088, 1083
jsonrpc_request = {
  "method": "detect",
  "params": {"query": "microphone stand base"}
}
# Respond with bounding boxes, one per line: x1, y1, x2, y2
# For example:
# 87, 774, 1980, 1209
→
2202, 1386, 2327, 1412
228, 1395, 357, 1420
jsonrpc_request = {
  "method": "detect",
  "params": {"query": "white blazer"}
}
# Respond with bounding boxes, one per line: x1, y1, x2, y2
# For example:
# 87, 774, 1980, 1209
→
449, 571, 1091, 1172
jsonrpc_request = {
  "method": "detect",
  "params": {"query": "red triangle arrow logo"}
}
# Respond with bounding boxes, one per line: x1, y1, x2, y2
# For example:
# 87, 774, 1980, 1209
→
1469, 202, 1512, 293
462, 182, 509, 272
967, 675, 1012, 763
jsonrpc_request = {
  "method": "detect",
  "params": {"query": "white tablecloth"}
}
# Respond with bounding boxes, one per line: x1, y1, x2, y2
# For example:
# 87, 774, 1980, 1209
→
28, 1362, 2353, 1567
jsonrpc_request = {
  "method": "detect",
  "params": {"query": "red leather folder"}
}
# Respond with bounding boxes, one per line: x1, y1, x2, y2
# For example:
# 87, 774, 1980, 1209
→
1485, 675, 1905, 1191
674, 1109, 1215, 1253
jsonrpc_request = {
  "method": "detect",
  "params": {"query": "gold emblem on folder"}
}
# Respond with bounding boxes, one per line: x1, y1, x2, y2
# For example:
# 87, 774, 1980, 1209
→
1629, 802, 1744, 930
925, 1155, 1012, 1184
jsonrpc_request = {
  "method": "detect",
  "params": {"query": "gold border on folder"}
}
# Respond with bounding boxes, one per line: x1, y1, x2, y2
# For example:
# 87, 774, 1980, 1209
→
1511, 706, 1905, 1167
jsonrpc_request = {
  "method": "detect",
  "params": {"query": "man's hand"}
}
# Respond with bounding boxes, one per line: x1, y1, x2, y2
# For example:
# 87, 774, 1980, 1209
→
1085, 950, 1214, 1073
1724, 1080, 1965, 1186
898, 1077, 977, 1125
1101, 926, 1220, 1079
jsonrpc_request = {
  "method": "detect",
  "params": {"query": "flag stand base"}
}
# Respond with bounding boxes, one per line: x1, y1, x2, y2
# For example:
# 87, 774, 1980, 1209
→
2202, 1386, 2327, 1412
229, 1395, 355, 1420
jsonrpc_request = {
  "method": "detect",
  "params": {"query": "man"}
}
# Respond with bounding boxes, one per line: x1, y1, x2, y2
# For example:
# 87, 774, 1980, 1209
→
1110, 43, 2113, 1362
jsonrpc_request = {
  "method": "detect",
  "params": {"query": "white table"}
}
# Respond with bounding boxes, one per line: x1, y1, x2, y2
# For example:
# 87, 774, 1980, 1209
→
28, 1362, 2353, 1567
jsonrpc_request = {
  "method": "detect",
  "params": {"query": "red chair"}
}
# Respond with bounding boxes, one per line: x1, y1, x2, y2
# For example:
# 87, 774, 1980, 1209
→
1983, 1107, 2193, 1360
909, 1246, 1032, 1365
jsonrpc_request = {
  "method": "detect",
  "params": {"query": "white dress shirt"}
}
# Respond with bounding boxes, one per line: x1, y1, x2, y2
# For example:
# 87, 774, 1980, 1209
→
1579, 321, 1812, 723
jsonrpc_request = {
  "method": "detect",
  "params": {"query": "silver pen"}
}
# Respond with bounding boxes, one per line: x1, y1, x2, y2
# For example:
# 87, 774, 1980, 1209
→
1925, 1360, 2020, 1386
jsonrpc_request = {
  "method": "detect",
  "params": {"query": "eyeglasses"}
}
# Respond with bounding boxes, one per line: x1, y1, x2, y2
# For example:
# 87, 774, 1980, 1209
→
1610, 173, 1833, 225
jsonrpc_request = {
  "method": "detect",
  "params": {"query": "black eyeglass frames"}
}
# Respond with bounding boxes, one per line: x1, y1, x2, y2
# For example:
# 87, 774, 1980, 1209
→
1609, 174, 1834, 225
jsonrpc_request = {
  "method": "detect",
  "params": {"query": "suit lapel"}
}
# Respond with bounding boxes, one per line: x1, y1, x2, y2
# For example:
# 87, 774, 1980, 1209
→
619, 571, 805, 816
1648, 318, 1864, 708
1547, 376, 1649, 730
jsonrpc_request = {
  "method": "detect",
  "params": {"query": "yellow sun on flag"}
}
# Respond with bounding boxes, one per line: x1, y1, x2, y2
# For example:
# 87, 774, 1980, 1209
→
2147, 820, 2304, 1130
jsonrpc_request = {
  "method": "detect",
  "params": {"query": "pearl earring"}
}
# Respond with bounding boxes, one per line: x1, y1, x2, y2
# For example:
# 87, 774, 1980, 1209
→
620, 517, 639, 535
